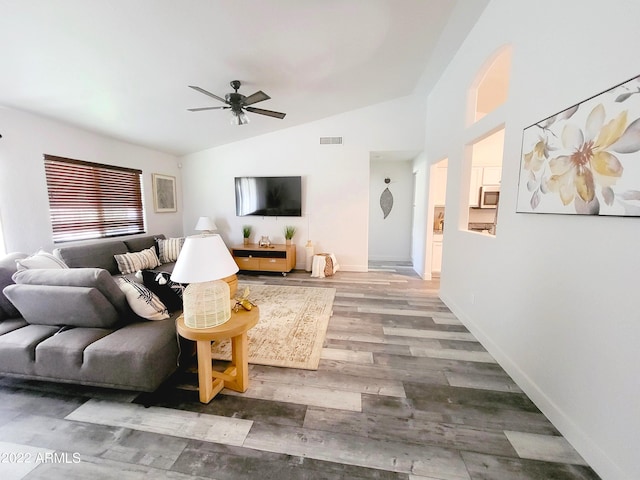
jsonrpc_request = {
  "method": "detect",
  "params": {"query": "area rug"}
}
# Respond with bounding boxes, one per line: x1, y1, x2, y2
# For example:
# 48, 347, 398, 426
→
211, 283, 336, 370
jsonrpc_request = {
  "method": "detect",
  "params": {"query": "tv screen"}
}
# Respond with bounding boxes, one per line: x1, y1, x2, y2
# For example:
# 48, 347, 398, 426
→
235, 176, 302, 217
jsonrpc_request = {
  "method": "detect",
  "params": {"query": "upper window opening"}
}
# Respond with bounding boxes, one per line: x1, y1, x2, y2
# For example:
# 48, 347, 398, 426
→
473, 47, 512, 122
44, 155, 145, 243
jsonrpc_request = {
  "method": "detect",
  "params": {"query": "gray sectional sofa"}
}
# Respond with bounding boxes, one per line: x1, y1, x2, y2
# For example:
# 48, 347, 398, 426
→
0, 235, 182, 392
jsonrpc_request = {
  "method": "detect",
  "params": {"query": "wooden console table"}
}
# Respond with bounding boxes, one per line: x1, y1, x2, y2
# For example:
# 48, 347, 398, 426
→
231, 243, 296, 275
176, 307, 259, 403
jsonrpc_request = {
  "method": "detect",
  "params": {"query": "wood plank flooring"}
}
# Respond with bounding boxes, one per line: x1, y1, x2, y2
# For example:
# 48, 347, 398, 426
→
0, 262, 601, 479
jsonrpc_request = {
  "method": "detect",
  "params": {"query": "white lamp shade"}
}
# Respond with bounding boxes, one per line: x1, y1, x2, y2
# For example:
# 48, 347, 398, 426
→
194, 216, 217, 232
171, 234, 239, 284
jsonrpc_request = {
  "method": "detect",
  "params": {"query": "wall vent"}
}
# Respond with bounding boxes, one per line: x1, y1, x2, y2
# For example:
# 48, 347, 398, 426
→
319, 136, 343, 145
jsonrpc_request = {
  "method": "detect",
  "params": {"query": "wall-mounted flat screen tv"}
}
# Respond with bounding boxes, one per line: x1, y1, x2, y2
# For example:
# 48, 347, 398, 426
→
235, 176, 302, 217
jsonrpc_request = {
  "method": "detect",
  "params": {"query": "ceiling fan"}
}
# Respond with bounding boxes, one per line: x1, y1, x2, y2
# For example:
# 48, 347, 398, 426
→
188, 80, 286, 125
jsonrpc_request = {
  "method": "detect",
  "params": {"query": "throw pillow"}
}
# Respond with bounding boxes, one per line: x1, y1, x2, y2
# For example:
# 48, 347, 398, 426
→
117, 277, 169, 321
16, 250, 68, 271
114, 247, 160, 275
141, 270, 183, 312
156, 237, 185, 263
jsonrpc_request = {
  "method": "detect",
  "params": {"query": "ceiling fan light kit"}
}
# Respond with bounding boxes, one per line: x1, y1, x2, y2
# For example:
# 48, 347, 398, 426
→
188, 80, 286, 125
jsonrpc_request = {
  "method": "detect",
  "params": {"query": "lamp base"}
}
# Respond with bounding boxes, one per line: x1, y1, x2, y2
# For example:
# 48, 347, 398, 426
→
183, 280, 231, 329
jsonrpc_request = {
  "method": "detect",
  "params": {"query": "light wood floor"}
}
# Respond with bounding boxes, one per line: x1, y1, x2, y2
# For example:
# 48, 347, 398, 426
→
0, 262, 601, 479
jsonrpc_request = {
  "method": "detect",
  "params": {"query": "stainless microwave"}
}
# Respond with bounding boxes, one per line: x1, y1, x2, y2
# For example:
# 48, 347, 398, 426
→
479, 185, 500, 208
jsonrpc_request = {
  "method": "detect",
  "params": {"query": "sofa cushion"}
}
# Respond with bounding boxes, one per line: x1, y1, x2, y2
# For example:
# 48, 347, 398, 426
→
0, 253, 27, 319
114, 247, 161, 275
124, 234, 165, 255
12, 268, 131, 317
54, 241, 129, 275
34, 327, 114, 378
117, 277, 169, 321
141, 270, 183, 312
0, 324, 60, 375
81, 316, 179, 391
3, 284, 122, 328
157, 237, 184, 263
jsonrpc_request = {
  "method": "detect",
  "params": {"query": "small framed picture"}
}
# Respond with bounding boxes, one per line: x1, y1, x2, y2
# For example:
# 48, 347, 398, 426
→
152, 173, 177, 213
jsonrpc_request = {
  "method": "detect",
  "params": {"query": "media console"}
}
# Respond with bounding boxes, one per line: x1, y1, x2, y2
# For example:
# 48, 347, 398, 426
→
231, 243, 296, 275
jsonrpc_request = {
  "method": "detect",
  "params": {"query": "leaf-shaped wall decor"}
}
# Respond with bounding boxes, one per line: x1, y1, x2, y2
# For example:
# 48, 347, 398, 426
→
380, 187, 393, 219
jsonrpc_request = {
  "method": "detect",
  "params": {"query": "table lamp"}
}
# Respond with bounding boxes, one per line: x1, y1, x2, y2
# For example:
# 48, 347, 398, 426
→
170, 234, 239, 328
194, 216, 218, 235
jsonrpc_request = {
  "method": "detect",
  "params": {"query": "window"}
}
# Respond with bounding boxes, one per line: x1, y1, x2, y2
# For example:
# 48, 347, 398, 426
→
471, 47, 512, 122
44, 155, 145, 242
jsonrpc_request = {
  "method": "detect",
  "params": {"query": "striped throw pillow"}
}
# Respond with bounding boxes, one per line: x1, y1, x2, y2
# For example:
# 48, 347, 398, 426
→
117, 277, 169, 320
157, 237, 185, 263
114, 247, 161, 275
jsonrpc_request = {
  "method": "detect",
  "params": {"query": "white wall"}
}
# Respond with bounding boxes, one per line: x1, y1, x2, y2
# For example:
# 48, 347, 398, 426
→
368, 159, 413, 262
411, 151, 429, 278
0, 107, 182, 253
426, 1, 640, 479
180, 95, 425, 272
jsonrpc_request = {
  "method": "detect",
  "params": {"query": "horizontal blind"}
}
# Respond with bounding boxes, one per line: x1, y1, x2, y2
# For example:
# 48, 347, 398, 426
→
44, 155, 145, 242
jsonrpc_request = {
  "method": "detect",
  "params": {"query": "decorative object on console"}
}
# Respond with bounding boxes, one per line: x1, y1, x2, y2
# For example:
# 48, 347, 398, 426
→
194, 216, 217, 235
380, 177, 393, 219
283, 225, 296, 245
242, 225, 252, 245
518, 74, 640, 216
259, 235, 271, 247
152, 173, 177, 213
171, 235, 239, 329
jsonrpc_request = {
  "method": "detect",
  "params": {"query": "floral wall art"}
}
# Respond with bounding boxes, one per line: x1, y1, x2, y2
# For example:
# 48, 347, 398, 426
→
517, 75, 640, 215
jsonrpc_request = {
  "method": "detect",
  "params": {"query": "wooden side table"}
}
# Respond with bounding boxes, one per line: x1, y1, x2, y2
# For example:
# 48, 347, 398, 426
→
176, 307, 259, 403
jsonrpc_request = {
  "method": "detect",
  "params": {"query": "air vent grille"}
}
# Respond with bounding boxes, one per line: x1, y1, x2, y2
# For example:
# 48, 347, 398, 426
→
319, 136, 343, 145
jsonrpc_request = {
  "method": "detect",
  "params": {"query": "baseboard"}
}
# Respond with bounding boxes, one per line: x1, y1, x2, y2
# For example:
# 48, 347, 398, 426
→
438, 292, 628, 480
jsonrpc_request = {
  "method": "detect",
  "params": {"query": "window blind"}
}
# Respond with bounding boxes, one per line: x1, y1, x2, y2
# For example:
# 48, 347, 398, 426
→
44, 155, 145, 242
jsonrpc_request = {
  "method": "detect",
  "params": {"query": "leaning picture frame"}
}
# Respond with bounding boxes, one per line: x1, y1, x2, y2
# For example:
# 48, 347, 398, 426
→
152, 173, 177, 213
517, 74, 640, 216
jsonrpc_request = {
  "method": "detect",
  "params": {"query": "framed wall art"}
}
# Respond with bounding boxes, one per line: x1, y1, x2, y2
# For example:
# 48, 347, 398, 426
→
517, 74, 640, 216
152, 173, 177, 213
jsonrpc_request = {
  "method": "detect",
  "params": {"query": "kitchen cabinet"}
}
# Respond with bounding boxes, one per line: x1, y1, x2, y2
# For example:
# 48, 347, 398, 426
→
482, 166, 502, 185
432, 233, 443, 273
468, 167, 483, 207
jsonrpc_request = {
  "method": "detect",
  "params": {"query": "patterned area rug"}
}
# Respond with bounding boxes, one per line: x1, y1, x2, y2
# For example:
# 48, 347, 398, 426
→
211, 283, 336, 370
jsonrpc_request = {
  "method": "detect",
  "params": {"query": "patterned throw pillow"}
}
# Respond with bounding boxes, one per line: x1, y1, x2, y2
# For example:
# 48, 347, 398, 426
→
114, 247, 161, 275
16, 250, 68, 271
117, 277, 169, 321
156, 237, 185, 263
141, 270, 183, 312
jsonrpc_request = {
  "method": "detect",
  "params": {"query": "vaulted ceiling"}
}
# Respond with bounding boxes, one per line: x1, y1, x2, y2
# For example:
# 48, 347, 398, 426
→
0, 0, 488, 155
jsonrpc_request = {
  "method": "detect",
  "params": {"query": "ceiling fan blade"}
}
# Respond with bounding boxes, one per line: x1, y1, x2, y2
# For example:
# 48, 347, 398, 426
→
188, 85, 227, 104
246, 106, 286, 119
187, 106, 227, 112
243, 90, 270, 106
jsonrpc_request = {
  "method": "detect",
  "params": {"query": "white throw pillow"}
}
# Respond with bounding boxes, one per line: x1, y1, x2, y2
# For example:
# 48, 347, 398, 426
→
157, 237, 185, 263
114, 247, 161, 275
16, 250, 68, 271
117, 277, 169, 321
